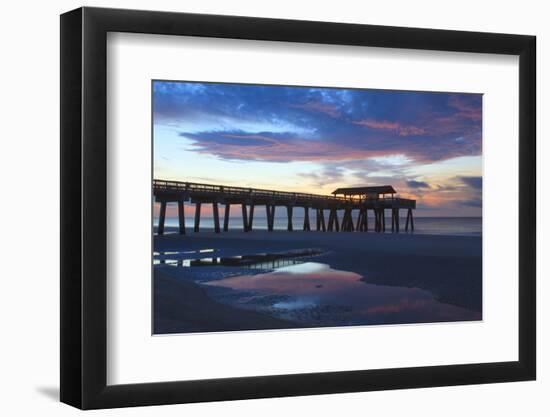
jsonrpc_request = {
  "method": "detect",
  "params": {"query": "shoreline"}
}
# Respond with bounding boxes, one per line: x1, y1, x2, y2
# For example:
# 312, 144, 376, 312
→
154, 231, 482, 334
154, 226, 482, 238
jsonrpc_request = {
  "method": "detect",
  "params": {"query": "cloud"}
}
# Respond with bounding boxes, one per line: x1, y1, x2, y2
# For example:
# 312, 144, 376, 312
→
297, 165, 347, 188
353, 119, 427, 136
434, 184, 459, 192
156, 81, 482, 165
448, 95, 482, 121
181, 131, 393, 162
406, 180, 430, 189
459, 176, 482, 189
180, 127, 481, 164
289, 100, 341, 118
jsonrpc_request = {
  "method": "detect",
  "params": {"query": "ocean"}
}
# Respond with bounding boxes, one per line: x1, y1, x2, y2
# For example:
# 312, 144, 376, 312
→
155, 215, 482, 237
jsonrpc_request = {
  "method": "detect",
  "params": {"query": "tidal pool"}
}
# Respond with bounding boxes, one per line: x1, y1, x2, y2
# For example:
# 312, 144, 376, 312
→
203, 261, 481, 327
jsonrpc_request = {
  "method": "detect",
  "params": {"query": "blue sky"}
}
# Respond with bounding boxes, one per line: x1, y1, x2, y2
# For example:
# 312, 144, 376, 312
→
153, 81, 482, 216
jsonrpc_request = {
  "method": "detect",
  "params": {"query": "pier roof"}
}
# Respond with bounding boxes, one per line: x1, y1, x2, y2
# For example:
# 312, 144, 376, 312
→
331, 186, 396, 195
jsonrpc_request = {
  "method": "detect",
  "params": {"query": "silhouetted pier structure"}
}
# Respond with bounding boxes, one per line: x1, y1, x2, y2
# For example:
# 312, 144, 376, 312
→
153, 180, 415, 235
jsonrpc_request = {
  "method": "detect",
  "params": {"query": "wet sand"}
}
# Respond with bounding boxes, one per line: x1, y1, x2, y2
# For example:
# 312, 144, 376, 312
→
155, 269, 296, 334
154, 230, 482, 333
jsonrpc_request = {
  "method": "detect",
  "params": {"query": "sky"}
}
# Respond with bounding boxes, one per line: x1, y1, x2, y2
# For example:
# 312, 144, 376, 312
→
153, 81, 482, 217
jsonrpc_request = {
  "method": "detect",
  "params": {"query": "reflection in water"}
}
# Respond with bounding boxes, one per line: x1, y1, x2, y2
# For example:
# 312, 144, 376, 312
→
154, 248, 215, 256
154, 249, 323, 269
204, 262, 481, 326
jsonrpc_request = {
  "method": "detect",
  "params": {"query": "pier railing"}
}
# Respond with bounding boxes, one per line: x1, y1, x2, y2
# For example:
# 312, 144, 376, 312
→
153, 179, 415, 207
153, 179, 347, 203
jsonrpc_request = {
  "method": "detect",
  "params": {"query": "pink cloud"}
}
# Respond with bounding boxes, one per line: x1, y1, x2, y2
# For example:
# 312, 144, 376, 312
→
354, 96, 481, 139
186, 128, 481, 164
354, 119, 427, 136
289, 101, 341, 118
448, 95, 482, 121
192, 133, 407, 162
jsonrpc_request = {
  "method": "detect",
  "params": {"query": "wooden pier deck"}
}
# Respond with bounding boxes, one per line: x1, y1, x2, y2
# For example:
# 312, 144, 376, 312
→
153, 179, 416, 235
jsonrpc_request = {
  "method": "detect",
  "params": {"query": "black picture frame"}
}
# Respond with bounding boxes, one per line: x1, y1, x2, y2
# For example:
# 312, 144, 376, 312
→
60, 6, 536, 410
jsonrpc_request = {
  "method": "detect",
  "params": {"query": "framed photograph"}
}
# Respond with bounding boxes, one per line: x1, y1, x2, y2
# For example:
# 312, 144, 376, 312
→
60, 7, 536, 409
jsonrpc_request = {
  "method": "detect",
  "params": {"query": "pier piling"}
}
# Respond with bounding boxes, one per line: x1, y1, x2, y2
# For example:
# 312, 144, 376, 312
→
248, 204, 255, 231
213, 202, 220, 233
303, 207, 311, 231
287, 205, 293, 231
194, 203, 201, 232
319, 209, 326, 231
396, 209, 400, 231
267, 205, 275, 231
327, 208, 335, 231
177, 201, 185, 234
158, 201, 167, 235
405, 208, 414, 231
223, 203, 230, 232
241, 204, 248, 232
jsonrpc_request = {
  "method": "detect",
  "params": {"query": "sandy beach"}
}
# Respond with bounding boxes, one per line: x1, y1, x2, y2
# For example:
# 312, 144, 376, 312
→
154, 230, 482, 334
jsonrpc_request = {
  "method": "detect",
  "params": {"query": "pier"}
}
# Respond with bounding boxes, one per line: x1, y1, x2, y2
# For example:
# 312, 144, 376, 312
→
153, 180, 416, 235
